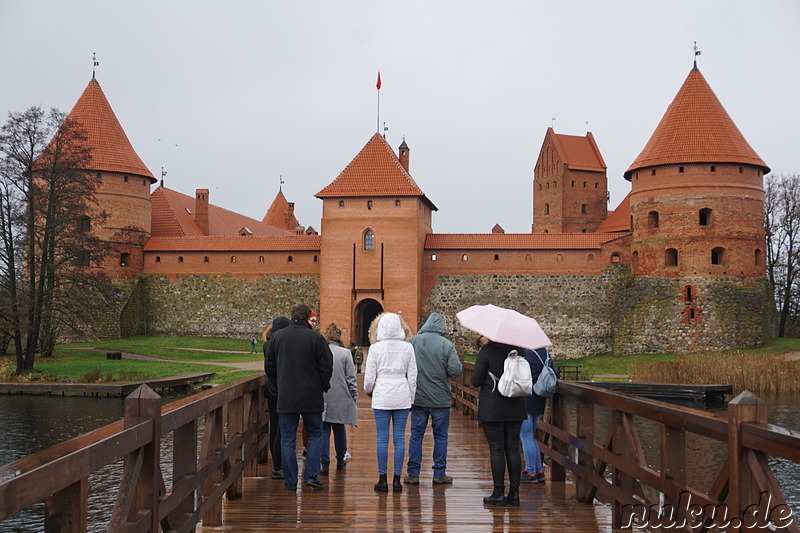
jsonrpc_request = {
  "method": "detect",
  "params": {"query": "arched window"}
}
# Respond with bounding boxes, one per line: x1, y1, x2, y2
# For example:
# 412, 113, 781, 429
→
367, 200, 373, 210
699, 208, 712, 226
395, 199, 401, 207
546, 182, 550, 190
155, 256, 161, 263
525, 254, 532, 262
755, 249, 763, 266
553, 181, 557, 188
684, 285, 693, 302
364, 229, 375, 250
119, 253, 130, 267
230, 256, 236, 263
648, 211, 659, 228
581, 204, 587, 214
78, 215, 91, 233
259, 256, 264, 263
545, 203, 550, 215
204, 256, 210, 263
494, 254, 500, 261
711, 247, 725, 265
430, 254, 437, 261
665, 248, 678, 267
556, 254, 563, 262
632, 251, 638, 269
462, 254, 468, 261
588, 253, 594, 262
611, 253, 621, 264
178, 256, 184, 263
287, 255, 293, 263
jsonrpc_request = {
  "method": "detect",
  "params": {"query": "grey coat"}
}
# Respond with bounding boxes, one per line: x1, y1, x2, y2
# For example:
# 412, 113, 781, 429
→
322, 342, 359, 426
410, 313, 462, 408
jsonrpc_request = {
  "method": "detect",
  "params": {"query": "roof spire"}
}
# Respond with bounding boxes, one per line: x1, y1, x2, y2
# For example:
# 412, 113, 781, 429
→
693, 41, 701, 70
92, 52, 99, 81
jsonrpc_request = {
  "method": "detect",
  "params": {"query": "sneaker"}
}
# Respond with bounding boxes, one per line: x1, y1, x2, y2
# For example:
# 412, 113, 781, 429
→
344, 450, 352, 460
304, 479, 324, 489
520, 473, 537, 484
403, 475, 420, 485
271, 469, 284, 479
432, 475, 453, 484
532, 471, 546, 483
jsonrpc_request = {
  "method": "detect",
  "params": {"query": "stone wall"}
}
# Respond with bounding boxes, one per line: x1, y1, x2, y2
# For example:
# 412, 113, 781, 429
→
142, 274, 320, 338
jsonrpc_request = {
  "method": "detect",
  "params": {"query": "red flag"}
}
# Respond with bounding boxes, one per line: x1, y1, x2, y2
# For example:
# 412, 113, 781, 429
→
376, 72, 381, 90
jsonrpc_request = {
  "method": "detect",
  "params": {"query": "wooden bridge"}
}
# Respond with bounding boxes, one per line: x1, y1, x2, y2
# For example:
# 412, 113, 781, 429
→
1, 363, 799, 532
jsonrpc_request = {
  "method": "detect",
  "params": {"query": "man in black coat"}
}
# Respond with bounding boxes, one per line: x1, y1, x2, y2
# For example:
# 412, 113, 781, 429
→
265, 303, 333, 491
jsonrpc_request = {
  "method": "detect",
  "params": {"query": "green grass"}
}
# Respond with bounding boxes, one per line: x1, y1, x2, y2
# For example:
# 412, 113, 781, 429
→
65, 335, 258, 352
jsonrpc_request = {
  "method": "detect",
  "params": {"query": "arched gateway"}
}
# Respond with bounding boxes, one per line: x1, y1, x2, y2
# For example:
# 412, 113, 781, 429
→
354, 299, 383, 346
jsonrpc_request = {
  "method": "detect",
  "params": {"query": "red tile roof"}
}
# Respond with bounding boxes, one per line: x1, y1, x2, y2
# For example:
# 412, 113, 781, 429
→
425, 233, 618, 250
262, 190, 300, 230
625, 67, 769, 179
65, 79, 155, 181
144, 234, 320, 252
150, 187, 294, 238
549, 129, 606, 172
595, 192, 631, 233
316, 133, 437, 210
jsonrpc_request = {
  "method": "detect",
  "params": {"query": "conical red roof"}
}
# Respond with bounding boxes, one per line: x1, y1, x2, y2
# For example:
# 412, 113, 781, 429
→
624, 67, 768, 179
66, 79, 155, 181
262, 190, 300, 231
316, 133, 437, 210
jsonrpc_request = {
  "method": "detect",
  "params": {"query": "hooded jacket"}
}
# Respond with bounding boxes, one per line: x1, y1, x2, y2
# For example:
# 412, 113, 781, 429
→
363, 313, 418, 410
410, 313, 462, 408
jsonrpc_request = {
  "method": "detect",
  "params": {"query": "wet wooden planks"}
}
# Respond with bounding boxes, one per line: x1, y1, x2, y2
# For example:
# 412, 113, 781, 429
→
198, 374, 621, 533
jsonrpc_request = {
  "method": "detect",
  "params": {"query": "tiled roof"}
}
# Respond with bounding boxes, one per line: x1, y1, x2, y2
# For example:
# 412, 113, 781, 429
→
595, 192, 631, 233
549, 129, 606, 172
144, 235, 320, 252
65, 79, 155, 181
316, 133, 437, 210
150, 187, 294, 238
425, 233, 618, 250
625, 67, 769, 179
262, 190, 300, 230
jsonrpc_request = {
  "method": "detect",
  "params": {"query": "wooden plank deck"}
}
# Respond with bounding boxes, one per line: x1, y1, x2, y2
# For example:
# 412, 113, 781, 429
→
199, 374, 621, 533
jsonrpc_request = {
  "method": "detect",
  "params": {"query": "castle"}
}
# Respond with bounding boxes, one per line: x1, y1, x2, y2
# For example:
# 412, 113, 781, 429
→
67, 63, 774, 358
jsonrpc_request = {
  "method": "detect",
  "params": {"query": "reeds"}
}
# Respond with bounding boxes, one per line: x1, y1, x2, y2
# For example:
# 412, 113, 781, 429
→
632, 351, 800, 396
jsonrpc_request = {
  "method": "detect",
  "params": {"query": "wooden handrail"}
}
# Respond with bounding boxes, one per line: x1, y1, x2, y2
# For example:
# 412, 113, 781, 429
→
453, 362, 800, 532
0, 374, 268, 532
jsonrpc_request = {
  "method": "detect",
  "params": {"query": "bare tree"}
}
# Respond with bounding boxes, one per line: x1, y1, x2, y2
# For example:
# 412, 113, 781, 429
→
764, 173, 800, 337
0, 106, 108, 374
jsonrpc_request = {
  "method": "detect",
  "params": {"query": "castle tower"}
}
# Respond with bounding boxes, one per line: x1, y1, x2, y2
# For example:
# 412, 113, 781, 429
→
624, 65, 770, 278
262, 189, 301, 232
315, 134, 436, 345
532, 128, 607, 233
65, 78, 156, 279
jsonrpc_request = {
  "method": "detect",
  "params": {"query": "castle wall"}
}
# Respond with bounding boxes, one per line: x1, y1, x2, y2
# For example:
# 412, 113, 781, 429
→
143, 250, 320, 281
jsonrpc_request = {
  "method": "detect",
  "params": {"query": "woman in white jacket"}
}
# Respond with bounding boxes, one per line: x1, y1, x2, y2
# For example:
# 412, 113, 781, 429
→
364, 313, 417, 493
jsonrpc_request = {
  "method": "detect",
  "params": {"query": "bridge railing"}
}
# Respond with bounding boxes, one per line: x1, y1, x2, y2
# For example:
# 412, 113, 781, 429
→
0, 374, 268, 532
453, 361, 800, 531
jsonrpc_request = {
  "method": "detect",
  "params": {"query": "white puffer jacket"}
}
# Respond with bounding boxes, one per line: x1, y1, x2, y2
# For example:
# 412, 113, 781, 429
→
363, 313, 418, 410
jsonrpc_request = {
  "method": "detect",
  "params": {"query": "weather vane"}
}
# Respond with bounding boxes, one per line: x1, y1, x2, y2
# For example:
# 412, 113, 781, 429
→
551, 117, 556, 128
279, 175, 284, 193
383, 122, 388, 139
92, 52, 99, 80
693, 41, 701, 68
160, 167, 167, 188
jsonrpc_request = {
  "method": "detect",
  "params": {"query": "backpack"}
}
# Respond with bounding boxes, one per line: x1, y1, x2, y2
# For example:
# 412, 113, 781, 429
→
488, 350, 533, 398
532, 348, 557, 398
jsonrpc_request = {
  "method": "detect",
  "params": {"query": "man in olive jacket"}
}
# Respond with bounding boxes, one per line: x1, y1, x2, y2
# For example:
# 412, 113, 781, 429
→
405, 312, 462, 485
265, 303, 333, 491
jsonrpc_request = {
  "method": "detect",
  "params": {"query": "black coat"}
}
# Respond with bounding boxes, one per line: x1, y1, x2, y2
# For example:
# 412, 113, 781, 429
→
524, 348, 558, 416
264, 319, 333, 414
470, 341, 527, 422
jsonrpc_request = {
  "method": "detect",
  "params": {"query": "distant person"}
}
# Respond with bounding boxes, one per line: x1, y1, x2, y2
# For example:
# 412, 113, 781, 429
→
520, 347, 558, 484
265, 304, 333, 491
470, 337, 527, 507
364, 313, 417, 493
352, 345, 364, 374
250, 334, 258, 354
320, 323, 358, 475
263, 316, 290, 479
405, 312, 462, 485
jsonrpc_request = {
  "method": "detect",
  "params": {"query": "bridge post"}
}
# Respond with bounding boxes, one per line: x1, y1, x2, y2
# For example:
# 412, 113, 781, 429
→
44, 478, 87, 532
727, 390, 767, 527
550, 393, 568, 482
226, 396, 244, 499
575, 398, 594, 503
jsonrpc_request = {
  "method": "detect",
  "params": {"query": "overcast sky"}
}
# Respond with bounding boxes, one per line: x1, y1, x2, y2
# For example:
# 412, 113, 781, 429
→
2, 1, 798, 234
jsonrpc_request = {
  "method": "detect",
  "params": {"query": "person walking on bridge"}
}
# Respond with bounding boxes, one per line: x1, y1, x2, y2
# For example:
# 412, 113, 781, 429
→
404, 312, 462, 486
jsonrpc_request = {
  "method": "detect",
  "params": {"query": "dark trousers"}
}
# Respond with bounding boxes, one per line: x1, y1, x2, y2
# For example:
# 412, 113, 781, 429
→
481, 420, 523, 489
266, 395, 282, 470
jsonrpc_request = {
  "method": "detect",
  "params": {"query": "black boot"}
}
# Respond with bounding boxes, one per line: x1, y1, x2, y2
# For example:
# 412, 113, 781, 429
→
337, 458, 346, 470
505, 485, 520, 506
483, 486, 506, 506
393, 475, 403, 493
374, 474, 388, 492
320, 459, 330, 476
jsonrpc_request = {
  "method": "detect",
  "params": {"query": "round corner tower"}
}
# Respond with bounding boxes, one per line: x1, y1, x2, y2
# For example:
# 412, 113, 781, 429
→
66, 78, 156, 280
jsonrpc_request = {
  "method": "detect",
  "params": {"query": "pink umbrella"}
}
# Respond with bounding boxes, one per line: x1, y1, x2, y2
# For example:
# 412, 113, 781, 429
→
456, 304, 552, 350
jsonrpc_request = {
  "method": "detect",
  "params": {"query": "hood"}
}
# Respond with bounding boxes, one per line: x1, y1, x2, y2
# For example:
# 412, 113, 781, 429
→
266, 316, 290, 340
376, 313, 406, 342
418, 313, 445, 336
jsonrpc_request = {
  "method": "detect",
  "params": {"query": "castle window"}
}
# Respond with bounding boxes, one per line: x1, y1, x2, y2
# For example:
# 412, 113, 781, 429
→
553, 181, 557, 188
538, 183, 542, 191
287, 255, 293, 263
462, 254, 468, 261
339, 200, 345, 207
494, 254, 500, 261
711, 247, 725, 265
178, 256, 184, 263
699, 208, 712, 226
205, 256, 210, 263
543, 229, 548, 233
594, 182, 598, 188
230, 256, 236, 263
651, 169, 656, 176
545, 203, 550, 215
546, 182, 550, 189
581, 229, 587, 233
665, 248, 678, 267
571, 181, 575, 187
120, 253, 130, 267
611, 253, 620, 263
525, 254, 531, 262
96, 172, 101, 180
630, 216, 633, 230
755, 249, 762, 266
588, 253, 594, 262
739, 167, 743, 173
583, 182, 587, 188
711, 165, 716, 172
143, 179, 147, 186
124, 175, 128, 183
632, 251, 639, 269
314, 255, 318, 262
679, 166, 684, 173
431, 254, 437, 261
395, 199, 401, 207
648, 211, 659, 228
581, 204, 587, 214
367, 200, 373, 210
364, 229, 375, 250
78, 215, 91, 233
259, 256, 264, 263
684, 285, 693, 301
557, 254, 563, 262
155, 256, 161, 263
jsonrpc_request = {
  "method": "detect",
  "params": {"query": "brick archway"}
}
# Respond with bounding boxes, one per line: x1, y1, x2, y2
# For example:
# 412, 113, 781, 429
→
354, 298, 383, 346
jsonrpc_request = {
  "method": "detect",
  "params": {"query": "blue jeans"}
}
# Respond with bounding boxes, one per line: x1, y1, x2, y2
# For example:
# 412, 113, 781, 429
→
373, 408, 410, 475
322, 422, 347, 462
520, 413, 542, 474
407, 406, 451, 478
279, 412, 323, 489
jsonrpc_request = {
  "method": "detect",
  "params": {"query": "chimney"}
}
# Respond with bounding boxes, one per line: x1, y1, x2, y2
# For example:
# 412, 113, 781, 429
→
288, 202, 295, 230
195, 189, 210, 235
398, 139, 410, 173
